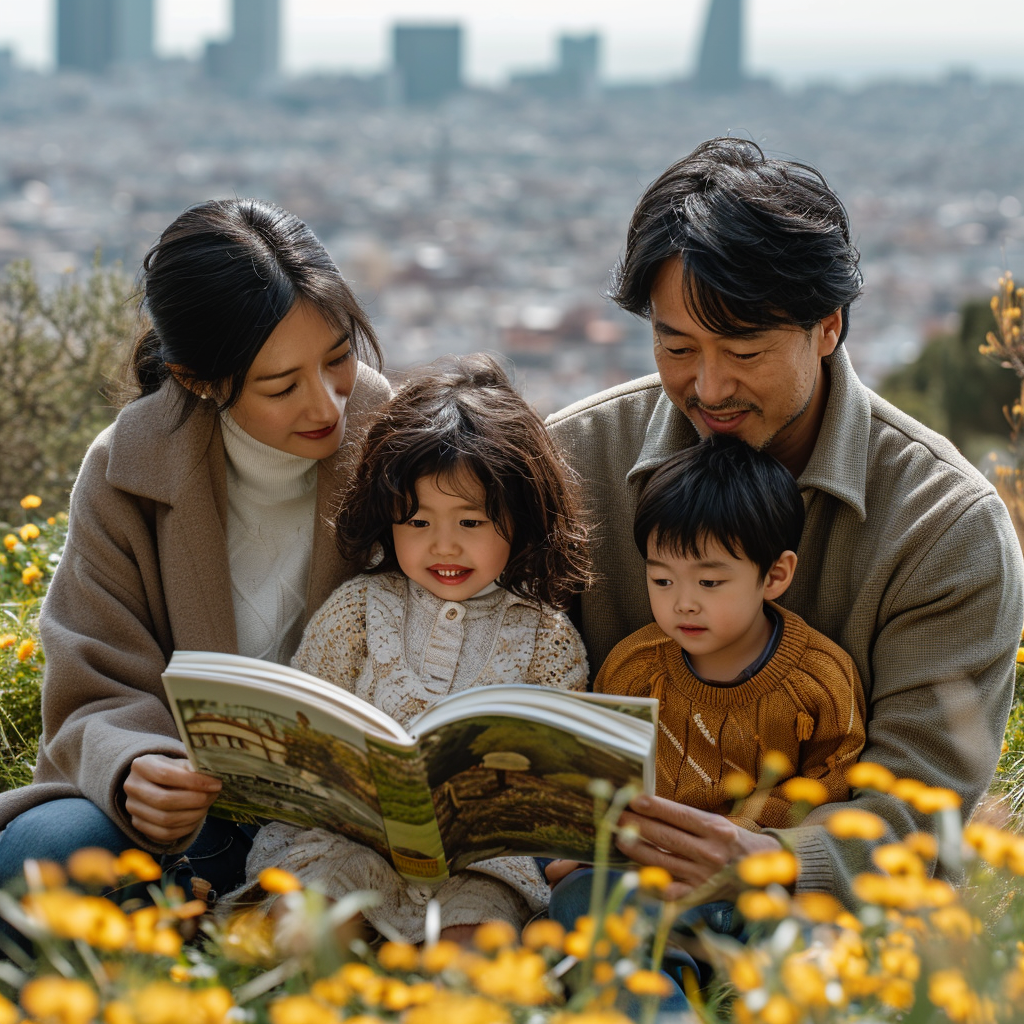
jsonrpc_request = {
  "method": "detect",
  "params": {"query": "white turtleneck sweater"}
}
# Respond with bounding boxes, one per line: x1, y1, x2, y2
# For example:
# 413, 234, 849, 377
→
220, 412, 318, 665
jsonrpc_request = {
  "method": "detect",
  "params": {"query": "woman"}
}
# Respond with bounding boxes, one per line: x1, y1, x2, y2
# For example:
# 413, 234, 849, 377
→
0, 199, 390, 899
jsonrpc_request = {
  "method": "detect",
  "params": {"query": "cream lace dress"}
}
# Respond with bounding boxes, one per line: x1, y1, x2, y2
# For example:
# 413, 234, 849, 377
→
236, 572, 589, 941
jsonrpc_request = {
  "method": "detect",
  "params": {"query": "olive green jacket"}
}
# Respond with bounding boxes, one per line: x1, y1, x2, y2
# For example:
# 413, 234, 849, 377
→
548, 346, 1024, 905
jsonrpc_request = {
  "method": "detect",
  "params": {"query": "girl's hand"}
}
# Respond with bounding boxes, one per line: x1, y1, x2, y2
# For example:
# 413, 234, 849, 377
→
123, 754, 222, 844
544, 859, 582, 886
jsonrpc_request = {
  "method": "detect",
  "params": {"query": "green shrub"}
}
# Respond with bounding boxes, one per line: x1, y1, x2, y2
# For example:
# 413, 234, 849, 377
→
0, 259, 135, 522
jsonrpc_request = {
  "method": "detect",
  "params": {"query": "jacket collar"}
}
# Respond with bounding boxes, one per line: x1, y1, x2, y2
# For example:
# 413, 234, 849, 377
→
624, 346, 870, 521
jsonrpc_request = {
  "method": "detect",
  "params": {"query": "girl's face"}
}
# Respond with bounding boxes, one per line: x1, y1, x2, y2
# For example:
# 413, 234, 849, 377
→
392, 470, 512, 602
228, 300, 356, 459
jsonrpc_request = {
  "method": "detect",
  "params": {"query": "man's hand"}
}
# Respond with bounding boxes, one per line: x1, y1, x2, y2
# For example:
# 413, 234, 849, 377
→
617, 793, 782, 900
123, 754, 221, 844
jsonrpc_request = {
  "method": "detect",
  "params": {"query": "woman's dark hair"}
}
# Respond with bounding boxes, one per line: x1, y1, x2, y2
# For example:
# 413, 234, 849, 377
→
125, 198, 381, 419
337, 354, 591, 609
612, 137, 863, 343
634, 434, 804, 579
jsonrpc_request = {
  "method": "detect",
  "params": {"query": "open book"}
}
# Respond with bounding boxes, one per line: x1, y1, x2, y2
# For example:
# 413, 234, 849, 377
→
162, 651, 657, 885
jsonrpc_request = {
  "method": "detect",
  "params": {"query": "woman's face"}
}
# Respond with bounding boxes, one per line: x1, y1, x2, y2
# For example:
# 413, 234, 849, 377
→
228, 300, 356, 459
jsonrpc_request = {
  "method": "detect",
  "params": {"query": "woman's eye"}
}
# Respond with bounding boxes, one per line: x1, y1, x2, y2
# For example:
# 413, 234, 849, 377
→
328, 350, 352, 368
269, 383, 297, 399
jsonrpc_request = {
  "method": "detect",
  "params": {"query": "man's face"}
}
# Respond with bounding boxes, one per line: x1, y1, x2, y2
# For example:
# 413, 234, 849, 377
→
650, 260, 841, 471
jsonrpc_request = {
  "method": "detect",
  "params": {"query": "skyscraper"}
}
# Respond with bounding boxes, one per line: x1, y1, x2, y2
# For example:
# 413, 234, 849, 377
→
204, 0, 281, 94
392, 25, 462, 106
695, 0, 743, 93
56, 0, 153, 74
558, 34, 600, 99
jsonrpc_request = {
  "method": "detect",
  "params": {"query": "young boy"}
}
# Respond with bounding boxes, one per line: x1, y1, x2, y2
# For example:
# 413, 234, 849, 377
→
598, 433, 866, 829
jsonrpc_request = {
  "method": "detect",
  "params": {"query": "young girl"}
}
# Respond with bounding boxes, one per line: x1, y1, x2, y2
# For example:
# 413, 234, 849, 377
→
238, 353, 592, 942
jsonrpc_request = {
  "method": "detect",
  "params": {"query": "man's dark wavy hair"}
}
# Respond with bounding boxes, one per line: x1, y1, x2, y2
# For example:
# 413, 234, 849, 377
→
612, 137, 863, 342
336, 354, 592, 609
634, 434, 804, 580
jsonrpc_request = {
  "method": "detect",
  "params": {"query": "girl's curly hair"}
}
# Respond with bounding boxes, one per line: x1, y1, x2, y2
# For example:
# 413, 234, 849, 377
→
336, 354, 591, 609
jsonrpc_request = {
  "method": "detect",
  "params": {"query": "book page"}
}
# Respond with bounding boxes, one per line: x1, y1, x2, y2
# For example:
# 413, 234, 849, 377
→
419, 706, 651, 875
166, 675, 391, 860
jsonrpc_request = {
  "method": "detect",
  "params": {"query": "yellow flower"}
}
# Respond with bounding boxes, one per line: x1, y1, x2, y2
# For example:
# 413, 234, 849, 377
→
930, 906, 980, 940
928, 969, 973, 1019
473, 919, 517, 953
780, 776, 829, 806
760, 751, 793, 779
902, 831, 939, 861
792, 892, 843, 923
603, 909, 640, 954
20, 495, 42, 509
420, 939, 462, 973
405, 993, 512, 1024
890, 777, 927, 803
593, 962, 616, 985
310, 974, 351, 1006
843, 761, 892, 790
780, 955, 829, 1008
258, 866, 302, 893
907, 786, 961, 814
21, 977, 99, 1024
68, 847, 119, 887
466, 948, 552, 1005
0, 634, 15, 648
16, 639, 36, 662
47, 516, 56, 525
722, 770, 755, 798
3, 534, 17, 551
19, 523, 40, 542
269, 995, 339, 1024
1017, 648, 1024, 664
728, 950, 766, 992
872, 843, 926, 877
736, 850, 799, 888
760, 993, 799, 1024
824, 809, 887, 840
378, 941, 419, 972
624, 971, 673, 997
21, 564, 43, 586
879, 977, 915, 1011
193, 987, 234, 1024
522, 919, 565, 950
115, 848, 162, 882
637, 865, 673, 893
0, 995, 18, 1024
736, 888, 791, 920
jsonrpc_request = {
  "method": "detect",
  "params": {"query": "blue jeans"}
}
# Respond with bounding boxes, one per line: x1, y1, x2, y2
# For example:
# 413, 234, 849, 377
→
0, 798, 254, 901
548, 868, 741, 1018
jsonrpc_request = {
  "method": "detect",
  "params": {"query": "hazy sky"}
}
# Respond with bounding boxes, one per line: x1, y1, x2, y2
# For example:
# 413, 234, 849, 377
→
1, 0, 1022, 86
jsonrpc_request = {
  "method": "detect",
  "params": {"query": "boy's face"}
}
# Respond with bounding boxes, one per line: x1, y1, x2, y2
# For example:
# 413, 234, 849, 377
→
645, 535, 786, 682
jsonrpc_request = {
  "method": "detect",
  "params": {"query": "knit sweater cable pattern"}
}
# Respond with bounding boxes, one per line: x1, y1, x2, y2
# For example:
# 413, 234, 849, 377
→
596, 603, 866, 832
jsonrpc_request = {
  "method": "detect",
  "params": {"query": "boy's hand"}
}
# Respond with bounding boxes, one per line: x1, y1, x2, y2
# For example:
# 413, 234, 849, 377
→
616, 793, 782, 900
123, 754, 222, 844
544, 859, 581, 886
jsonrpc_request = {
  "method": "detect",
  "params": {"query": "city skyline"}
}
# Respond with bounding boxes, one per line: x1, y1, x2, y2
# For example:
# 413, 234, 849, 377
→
1, 0, 1023, 86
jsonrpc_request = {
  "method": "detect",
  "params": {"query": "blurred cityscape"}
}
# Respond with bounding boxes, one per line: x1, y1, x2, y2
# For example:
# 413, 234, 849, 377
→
1, 0, 1023, 412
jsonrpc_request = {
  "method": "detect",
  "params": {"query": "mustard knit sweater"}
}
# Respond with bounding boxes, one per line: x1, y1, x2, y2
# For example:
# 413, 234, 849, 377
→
595, 603, 866, 831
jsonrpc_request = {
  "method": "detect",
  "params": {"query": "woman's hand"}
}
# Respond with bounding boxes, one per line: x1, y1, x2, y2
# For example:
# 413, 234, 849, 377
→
123, 754, 222, 844
544, 859, 582, 886
616, 793, 782, 900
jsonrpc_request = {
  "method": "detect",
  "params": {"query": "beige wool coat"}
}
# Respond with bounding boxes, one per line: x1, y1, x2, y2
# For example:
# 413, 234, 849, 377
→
0, 363, 391, 854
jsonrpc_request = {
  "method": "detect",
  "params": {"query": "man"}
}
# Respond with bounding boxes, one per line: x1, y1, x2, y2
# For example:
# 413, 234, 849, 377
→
547, 137, 1024, 908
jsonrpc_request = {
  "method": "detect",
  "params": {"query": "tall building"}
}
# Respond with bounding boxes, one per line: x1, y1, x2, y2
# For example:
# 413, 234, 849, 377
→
56, 0, 153, 74
392, 25, 462, 106
204, 0, 281, 94
510, 32, 601, 101
558, 34, 600, 98
695, 0, 743, 93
